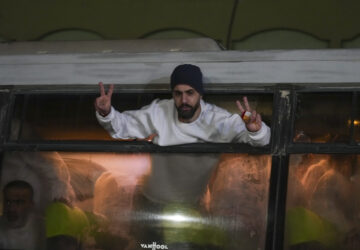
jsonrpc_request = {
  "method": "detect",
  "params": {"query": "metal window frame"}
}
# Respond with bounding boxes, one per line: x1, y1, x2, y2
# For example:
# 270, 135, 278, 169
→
1, 84, 360, 250
1, 48, 360, 250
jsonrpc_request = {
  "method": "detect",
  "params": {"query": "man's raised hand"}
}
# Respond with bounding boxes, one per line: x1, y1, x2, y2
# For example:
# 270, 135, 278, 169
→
95, 82, 114, 117
236, 96, 262, 132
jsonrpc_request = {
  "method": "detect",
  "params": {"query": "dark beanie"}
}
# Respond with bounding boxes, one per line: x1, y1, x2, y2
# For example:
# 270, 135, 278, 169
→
170, 64, 204, 95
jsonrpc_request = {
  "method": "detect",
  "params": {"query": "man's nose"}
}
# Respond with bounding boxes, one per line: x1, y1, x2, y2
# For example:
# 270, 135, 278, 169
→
181, 94, 188, 104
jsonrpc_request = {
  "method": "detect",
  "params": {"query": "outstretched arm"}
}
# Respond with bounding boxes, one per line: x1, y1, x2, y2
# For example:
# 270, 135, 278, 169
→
95, 86, 159, 141
95, 82, 114, 117
236, 96, 262, 132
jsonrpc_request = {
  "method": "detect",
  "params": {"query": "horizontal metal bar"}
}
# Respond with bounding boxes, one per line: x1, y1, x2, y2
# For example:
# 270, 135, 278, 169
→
1, 60, 360, 85
294, 86, 360, 92
0, 141, 272, 154
287, 143, 360, 154
3, 84, 277, 95
4, 84, 360, 96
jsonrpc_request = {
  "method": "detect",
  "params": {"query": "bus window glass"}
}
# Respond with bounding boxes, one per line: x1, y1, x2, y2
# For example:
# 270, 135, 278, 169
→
294, 93, 353, 143
285, 154, 360, 250
0, 151, 271, 250
355, 94, 360, 142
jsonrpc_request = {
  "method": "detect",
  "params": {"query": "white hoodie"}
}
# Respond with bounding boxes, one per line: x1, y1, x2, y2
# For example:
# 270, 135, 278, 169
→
96, 99, 270, 146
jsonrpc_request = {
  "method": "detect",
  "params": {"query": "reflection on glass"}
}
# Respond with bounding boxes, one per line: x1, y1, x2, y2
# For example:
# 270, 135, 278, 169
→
285, 154, 360, 250
355, 105, 360, 142
294, 93, 353, 143
0, 152, 271, 250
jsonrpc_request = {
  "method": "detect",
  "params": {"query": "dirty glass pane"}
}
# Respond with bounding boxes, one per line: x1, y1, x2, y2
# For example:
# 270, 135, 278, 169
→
285, 154, 360, 250
0, 152, 271, 250
355, 95, 360, 142
9, 93, 272, 142
0, 92, 10, 141
294, 92, 353, 143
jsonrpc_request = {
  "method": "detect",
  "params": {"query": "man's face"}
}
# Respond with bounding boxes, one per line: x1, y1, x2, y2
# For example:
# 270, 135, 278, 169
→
172, 84, 202, 123
3, 187, 33, 228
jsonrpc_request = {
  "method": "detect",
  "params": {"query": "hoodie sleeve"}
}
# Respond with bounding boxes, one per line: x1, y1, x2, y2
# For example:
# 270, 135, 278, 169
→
96, 99, 160, 140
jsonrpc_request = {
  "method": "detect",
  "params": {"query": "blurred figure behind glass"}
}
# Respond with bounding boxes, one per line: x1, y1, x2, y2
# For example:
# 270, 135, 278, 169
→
0, 180, 45, 250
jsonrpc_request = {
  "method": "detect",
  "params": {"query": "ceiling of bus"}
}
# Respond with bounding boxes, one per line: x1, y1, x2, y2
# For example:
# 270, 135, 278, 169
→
0, 0, 359, 50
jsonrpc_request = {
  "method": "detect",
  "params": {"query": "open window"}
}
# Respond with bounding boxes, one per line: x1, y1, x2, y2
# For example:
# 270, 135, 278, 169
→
8, 92, 273, 143
1, 87, 273, 250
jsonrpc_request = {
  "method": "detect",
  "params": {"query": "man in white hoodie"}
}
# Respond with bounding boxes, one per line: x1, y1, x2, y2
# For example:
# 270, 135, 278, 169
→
95, 64, 271, 205
95, 64, 270, 146
95, 64, 271, 247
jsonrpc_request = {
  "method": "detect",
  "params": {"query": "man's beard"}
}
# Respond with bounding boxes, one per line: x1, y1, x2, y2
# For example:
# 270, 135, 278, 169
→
176, 102, 200, 120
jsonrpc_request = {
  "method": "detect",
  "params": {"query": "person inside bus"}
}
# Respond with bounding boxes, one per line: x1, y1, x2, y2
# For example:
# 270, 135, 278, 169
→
95, 64, 270, 146
0, 180, 45, 250
95, 64, 271, 246
95, 64, 271, 207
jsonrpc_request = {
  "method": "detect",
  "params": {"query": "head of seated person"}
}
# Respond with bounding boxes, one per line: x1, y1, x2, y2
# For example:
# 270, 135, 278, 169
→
2, 180, 34, 229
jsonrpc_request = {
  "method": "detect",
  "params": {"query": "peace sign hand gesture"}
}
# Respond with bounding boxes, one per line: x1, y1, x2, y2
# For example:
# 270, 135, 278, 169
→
236, 96, 262, 132
95, 82, 114, 117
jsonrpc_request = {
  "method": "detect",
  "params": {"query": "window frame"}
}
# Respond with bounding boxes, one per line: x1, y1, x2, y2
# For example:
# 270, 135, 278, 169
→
1, 85, 360, 250
1, 47, 360, 250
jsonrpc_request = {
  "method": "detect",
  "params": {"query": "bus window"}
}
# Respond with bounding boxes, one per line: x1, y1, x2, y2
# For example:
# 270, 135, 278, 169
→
285, 154, 360, 250
9, 93, 272, 142
0, 151, 271, 250
294, 92, 353, 143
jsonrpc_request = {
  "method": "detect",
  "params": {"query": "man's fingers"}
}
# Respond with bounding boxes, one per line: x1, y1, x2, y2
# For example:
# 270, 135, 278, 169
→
98, 82, 115, 97
250, 110, 257, 123
237, 97, 252, 113
243, 96, 251, 111
255, 114, 263, 130
107, 84, 114, 97
236, 100, 245, 113
99, 82, 106, 96
256, 113, 262, 124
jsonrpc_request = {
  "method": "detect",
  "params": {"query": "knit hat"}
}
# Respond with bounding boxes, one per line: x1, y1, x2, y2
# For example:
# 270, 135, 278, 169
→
170, 64, 204, 95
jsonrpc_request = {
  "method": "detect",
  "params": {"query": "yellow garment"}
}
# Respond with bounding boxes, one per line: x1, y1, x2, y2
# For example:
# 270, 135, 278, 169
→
45, 202, 90, 239
285, 207, 341, 248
